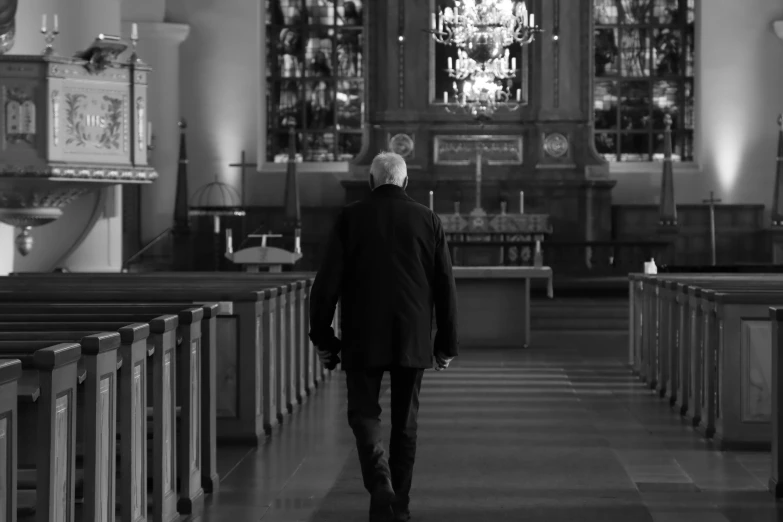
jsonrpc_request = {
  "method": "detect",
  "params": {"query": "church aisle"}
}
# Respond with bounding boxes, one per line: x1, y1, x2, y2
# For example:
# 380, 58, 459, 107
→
197, 333, 779, 522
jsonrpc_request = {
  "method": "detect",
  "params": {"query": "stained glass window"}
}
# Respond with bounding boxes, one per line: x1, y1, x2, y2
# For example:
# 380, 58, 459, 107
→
266, 0, 365, 162
594, 0, 695, 162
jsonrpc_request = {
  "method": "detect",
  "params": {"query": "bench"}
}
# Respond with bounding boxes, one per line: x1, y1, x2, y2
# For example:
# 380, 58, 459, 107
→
0, 319, 179, 522
9, 272, 327, 403
632, 276, 783, 450
0, 302, 221, 494
0, 278, 321, 444
0, 333, 119, 522
0, 309, 205, 521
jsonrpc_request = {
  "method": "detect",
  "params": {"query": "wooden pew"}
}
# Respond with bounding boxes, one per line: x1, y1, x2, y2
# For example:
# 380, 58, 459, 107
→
0, 282, 290, 443
11, 343, 81, 522
0, 276, 331, 444
631, 274, 783, 388
0, 359, 22, 522
8, 272, 324, 397
652, 279, 783, 429
16, 271, 327, 399
638, 277, 783, 450
0, 334, 119, 522
0, 303, 220, 495
0, 309, 204, 520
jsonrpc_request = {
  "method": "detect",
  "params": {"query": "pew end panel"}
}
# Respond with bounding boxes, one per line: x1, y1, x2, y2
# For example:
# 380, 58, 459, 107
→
116, 323, 150, 522
147, 316, 180, 522
173, 308, 205, 515
213, 292, 269, 445
714, 294, 783, 451
24, 344, 81, 522
0, 359, 22, 522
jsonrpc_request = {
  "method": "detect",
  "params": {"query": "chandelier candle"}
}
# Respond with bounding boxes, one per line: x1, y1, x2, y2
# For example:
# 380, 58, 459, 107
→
520, 191, 524, 214
429, 190, 434, 210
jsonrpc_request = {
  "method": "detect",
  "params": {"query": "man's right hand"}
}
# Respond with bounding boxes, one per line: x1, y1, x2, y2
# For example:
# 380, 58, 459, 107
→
433, 352, 454, 371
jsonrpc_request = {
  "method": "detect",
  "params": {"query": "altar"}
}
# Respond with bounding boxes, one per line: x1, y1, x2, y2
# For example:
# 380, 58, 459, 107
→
453, 266, 552, 349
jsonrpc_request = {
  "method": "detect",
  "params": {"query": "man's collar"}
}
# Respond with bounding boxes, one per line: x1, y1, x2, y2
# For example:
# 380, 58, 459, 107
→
370, 184, 410, 199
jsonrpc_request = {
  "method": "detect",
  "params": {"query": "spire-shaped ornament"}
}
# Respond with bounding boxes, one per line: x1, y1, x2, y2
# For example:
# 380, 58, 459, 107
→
772, 114, 783, 227
658, 113, 678, 228
283, 125, 302, 254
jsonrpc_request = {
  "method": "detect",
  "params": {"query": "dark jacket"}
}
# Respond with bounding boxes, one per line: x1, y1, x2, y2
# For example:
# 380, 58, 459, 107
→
309, 183, 458, 369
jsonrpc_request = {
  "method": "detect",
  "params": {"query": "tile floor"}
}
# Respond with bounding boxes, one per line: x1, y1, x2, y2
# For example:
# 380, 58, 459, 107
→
192, 332, 783, 522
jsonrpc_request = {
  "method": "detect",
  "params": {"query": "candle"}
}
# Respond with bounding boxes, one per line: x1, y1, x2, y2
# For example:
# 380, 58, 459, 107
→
516, 89, 521, 102
530, 13, 535, 27
438, 15, 443, 32
431, 13, 436, 31
53, 14, 58, 33
429, 190, 434, 210
131, 22, 138, 40
41, 14, 46, 33
295, 233, 301, 254
520, 191, 525, 214
213, 215, 221, 234
511, 57, 516, 71
225, 229, 234, 254
443, 91, 448, 104
447, 56, 452, 70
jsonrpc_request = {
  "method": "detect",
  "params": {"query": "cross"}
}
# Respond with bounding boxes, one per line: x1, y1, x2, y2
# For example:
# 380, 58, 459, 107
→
228, 150, 257, 208
702, 191, 722, 266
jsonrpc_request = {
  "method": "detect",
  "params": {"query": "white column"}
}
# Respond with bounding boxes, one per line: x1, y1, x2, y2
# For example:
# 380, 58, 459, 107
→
122, 22, 190, 242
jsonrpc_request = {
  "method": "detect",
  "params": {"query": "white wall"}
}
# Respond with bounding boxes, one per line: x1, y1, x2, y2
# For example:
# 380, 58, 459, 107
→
610, 0, 783, 208
166, 0, 261, 207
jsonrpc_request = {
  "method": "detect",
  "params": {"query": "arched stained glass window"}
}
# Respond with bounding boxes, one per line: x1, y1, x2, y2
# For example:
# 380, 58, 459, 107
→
266, 0, 365, 162
593, 0, 695, 162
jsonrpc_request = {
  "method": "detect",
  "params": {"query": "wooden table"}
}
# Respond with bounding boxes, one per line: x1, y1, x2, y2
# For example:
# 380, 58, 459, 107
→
453, 266, 553, 349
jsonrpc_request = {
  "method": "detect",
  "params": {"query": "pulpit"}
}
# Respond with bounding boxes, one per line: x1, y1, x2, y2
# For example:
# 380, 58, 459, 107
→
0, 37, 157, 254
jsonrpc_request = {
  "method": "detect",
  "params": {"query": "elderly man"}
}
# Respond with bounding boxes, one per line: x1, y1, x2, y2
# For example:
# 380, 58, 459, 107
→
309, 151, 458, 522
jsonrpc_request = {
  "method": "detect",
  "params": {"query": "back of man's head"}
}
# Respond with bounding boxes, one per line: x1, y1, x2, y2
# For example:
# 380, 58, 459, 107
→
370, 152, 407, 188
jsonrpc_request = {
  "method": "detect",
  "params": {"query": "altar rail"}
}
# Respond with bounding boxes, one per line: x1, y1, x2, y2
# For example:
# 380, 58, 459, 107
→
450, 240, 671, 275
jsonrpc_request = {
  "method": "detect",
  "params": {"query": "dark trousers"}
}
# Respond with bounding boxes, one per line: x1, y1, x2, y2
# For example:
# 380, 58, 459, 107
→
346, 366, 425, 507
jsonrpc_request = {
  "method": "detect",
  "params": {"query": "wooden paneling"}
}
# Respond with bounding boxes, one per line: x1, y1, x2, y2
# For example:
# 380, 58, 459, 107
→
613, 204, 767, 265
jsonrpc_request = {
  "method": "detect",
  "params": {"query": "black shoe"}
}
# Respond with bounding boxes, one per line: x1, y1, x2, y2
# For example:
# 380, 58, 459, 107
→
392, 503, 411, 521
369, 479, 395, 521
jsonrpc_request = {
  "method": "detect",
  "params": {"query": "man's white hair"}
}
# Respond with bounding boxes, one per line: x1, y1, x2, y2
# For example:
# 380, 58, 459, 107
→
370, 152, 407, 187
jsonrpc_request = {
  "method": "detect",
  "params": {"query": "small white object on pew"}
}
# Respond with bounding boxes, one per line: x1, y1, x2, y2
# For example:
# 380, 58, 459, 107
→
644, 258, 658, 274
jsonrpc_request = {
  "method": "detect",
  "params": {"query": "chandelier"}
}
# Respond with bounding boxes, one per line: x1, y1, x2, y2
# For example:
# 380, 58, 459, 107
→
430, 0, 539, 120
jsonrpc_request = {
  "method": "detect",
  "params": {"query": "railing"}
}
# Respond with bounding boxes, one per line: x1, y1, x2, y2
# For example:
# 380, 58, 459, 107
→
121, 226, 174, 272
450, 239, 672, 275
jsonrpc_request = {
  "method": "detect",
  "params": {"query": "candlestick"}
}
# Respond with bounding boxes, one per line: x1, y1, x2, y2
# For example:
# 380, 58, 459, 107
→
443, 91, 447, 104
530, 13, 535, 27
447, 56, 452, 70
516, 89, 521, 102
53, 14, 59, 33
429, 190, 434, 211
131, 22, 138, 41
520, 191, 525, 214
41, 14, 46, 33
